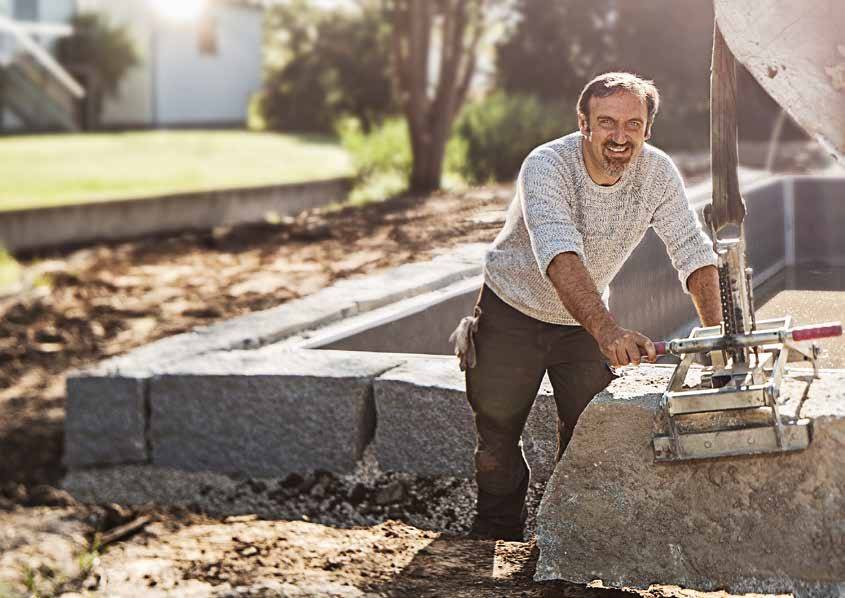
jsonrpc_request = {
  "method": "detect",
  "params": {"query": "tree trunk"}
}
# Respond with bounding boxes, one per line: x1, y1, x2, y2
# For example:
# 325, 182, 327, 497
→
409, 121, 450, 192
389, 0, 486, 194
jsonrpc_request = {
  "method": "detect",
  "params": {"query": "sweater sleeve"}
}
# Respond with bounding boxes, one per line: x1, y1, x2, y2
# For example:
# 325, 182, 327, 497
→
519, 148, 585, 283
651, 161, 718, 293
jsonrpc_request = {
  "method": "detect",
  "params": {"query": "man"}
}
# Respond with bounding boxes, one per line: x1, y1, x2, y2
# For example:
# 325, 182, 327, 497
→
458, 72, 722, 540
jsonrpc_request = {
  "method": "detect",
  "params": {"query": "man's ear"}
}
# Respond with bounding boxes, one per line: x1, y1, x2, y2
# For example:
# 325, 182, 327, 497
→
644, 121, 652, 141
578, 113, 590, 139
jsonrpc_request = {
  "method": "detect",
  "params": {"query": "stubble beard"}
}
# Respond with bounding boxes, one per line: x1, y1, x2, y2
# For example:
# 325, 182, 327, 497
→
602, 142, 633, 178
602, 155, 628, 178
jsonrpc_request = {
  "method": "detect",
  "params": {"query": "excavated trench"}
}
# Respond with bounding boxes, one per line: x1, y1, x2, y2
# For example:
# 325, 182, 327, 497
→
293, 175, 845, 366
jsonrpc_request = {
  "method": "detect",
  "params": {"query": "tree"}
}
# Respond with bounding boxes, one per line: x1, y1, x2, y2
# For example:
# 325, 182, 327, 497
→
386, 0, 490, 192
260, 0, 395, 133
495, 0, 615, 102
55, 12, 139, 127
493, 0, 796, 150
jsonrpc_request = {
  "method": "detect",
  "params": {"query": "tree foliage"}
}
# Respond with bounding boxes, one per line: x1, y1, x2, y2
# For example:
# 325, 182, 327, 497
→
55, 12, 139, 124
494, 0, 799, 149
454, 91, 574, 183
259, 0, 395, 134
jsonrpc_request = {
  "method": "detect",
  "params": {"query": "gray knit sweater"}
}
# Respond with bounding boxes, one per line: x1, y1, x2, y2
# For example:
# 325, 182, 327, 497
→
484, 132, 717, 325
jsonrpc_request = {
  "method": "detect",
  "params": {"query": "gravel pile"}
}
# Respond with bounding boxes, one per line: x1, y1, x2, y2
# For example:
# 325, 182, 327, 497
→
169, 446, 548, 539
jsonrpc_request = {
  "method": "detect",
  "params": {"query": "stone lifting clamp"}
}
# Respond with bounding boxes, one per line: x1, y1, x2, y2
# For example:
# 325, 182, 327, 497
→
650, 19, 842, 462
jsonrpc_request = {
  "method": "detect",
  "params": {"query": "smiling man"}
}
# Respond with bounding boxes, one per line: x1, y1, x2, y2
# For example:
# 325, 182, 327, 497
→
458, 72, 723, 540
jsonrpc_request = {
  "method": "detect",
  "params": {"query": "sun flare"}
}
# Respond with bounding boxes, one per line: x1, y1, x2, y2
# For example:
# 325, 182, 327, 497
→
151, 0, 207, 22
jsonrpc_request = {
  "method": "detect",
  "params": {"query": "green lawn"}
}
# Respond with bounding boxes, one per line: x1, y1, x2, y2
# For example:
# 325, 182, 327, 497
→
0, 130, 354, 211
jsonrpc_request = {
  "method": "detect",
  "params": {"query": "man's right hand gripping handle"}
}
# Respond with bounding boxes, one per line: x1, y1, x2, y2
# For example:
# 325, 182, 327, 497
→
594, 323, 657, 367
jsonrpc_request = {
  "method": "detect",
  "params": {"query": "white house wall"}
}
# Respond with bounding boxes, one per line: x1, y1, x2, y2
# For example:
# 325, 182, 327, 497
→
38, 0, 75, 24
77, 0, 154, 127
153, 3, 261, 126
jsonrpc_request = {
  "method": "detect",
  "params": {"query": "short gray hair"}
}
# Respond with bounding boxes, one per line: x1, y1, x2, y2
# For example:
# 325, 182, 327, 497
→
577, 72, 660, 132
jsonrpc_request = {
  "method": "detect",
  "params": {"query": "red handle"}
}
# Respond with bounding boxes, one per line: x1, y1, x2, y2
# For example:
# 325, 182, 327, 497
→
640, 341, 667, 357
792, 323, 843, 342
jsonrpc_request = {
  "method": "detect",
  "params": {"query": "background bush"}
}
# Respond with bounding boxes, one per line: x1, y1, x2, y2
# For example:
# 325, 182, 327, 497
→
337, 117, 412, 180
452, 92, 575, 184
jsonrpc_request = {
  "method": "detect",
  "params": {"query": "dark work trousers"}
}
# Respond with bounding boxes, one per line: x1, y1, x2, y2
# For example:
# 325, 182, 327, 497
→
465, 284, 617, 526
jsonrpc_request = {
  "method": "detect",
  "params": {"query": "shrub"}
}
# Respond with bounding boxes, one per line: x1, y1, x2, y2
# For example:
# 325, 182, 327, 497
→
337, 116, 413, 204
337, 117, 412, 180
452, 92, 575, 184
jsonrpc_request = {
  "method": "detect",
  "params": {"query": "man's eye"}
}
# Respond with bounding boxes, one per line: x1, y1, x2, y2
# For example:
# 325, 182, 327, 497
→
628, 122, 641, 129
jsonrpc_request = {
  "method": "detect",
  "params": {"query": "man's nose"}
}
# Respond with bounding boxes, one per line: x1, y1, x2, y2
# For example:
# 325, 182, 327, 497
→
613, 127, 627, 144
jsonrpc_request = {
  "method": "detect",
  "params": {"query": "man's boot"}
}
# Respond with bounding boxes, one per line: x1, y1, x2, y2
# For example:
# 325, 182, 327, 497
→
468, 464, 529, 541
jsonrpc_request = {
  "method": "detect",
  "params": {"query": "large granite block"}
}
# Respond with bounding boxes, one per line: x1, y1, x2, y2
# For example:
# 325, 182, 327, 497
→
522, 388, 558, 484
150, 349, 403, 477
373, 357, 559, 480
374, 358, 474, 478
535, 364, 845, 597
64, 375, 148, 467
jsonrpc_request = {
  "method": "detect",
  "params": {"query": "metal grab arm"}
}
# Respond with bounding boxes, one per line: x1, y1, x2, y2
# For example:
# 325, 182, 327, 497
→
654, 322, 842, 356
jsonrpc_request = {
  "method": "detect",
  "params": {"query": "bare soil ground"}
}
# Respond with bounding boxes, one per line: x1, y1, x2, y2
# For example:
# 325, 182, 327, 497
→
0, 177, 791, 598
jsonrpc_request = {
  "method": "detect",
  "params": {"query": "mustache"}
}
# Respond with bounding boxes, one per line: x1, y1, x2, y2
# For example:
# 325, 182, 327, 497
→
604, 141, 631, 149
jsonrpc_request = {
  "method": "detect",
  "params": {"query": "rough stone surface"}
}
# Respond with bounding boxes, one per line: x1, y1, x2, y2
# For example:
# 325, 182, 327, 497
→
150, 349, 404, 477
535, 364, 845, 597
64, 375, 148, 467
373, 357, 474, 478
373, 357, 559, 481
522, 387, 558, 484
64, 244, 485, 471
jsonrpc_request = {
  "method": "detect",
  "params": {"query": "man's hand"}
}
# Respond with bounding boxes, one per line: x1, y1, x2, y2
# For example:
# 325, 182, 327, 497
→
595, 323, 657, 367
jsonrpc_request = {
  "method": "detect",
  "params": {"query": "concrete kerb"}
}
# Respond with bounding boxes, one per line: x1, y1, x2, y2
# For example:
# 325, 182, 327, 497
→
1, 177, 355, 254
63, 243, 487, 471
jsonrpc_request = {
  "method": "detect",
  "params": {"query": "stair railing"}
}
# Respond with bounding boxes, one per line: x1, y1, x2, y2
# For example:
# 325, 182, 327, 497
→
0, 16, 84, 94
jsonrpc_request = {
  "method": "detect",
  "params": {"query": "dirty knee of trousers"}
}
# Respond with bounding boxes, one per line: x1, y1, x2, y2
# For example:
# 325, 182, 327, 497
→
475, 440, 527, 495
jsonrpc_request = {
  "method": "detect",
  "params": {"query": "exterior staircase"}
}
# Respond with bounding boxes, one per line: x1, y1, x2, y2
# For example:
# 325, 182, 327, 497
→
0, 16, 84, 132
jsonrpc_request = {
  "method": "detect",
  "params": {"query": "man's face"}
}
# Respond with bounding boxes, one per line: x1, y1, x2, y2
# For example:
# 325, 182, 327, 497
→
579, 91, 650, 182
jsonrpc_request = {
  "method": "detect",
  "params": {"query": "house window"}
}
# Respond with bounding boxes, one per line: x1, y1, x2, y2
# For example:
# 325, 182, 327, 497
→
198, 13, 218, 55
13, 0, 38, 21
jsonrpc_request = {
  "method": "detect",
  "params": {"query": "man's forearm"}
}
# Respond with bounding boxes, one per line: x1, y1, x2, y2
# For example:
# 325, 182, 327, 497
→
548, 252, 656, 366
546, 252, 617, 337
687, 265, 722, 327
